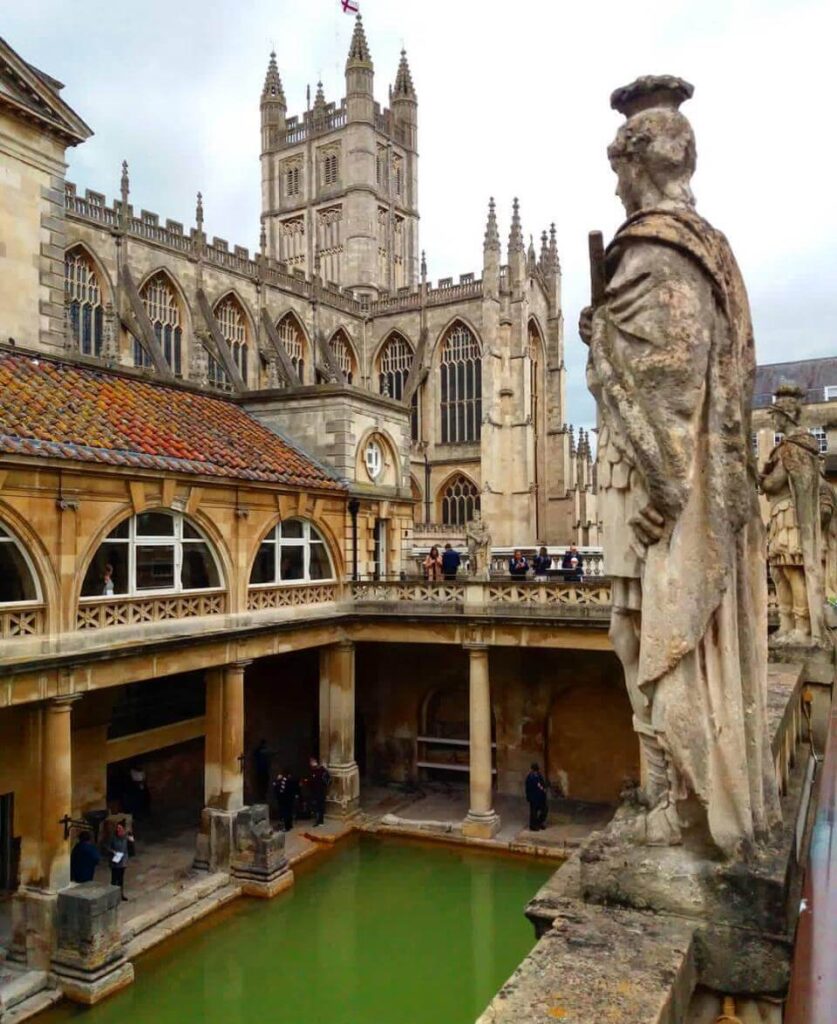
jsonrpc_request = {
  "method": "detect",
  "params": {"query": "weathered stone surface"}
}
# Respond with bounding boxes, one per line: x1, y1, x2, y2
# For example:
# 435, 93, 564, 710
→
477, 898, 696, 1024
230, 804, 292, 898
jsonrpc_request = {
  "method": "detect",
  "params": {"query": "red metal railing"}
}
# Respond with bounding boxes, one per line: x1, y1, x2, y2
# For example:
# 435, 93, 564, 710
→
785, 704, 837, 1022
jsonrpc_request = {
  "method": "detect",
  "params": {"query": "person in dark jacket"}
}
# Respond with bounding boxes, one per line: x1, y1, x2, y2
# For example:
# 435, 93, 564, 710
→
441, 543, 461, 581
273, 770, 299, 832
532, 546, 551, 581
525, 763, 548, 831
508, 550, 529, 579
307, 757, 330, 826
70, 830, 100, 883
561, 545, 584, 581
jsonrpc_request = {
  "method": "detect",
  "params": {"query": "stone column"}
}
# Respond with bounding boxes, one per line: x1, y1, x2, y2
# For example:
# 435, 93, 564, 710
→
196, 663, 247, 872
41, 696, 77, 890
462, 644, 501, 838
319, 641, 360, 816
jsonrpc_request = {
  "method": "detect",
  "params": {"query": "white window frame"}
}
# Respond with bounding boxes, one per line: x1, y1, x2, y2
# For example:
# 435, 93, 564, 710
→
82, 511, 223, 599
0, 523, 42, 606
810, 426, 827, 454
824, 385, 837, 401
365, 439, 383, 480
250, 518, 334, 586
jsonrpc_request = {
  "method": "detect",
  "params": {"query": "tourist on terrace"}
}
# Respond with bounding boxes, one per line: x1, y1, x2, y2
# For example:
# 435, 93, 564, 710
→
525, 763, 548, 831
70, 830, 100, 884
273, 770, 299, 832
108, 820, 133, 901
307, 756, 331, 826
423, 546, 443, 582
532, 547, 551, 581
561, 545, 584, 581
508, 550, 529, 579
441, 543, 461, 581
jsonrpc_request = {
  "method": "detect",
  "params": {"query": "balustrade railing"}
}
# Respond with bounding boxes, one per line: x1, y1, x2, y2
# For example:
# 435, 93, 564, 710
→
247, 583, 338, 610
0, 603, 45, 638
76, 590, 226, 631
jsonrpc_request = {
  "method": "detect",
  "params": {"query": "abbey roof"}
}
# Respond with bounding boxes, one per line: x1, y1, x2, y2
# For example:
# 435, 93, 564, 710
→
0, 350, 344, 489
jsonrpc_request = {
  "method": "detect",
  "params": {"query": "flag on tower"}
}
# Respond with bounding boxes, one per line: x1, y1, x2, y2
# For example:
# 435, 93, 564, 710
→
341, 0, 359, 12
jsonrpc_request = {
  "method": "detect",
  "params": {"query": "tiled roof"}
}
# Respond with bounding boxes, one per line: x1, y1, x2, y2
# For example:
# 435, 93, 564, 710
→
754, 357, 837, 408
0, 351, 345, 489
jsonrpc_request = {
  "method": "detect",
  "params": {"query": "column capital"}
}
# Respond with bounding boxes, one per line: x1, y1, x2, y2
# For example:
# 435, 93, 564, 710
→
462, 642, 488, 652
46, 694, 82, 711
227, 660, 253, 670
333, 640, 355, 653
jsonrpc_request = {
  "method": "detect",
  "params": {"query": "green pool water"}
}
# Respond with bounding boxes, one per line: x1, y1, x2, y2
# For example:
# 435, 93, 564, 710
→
45, 835, 552, 1024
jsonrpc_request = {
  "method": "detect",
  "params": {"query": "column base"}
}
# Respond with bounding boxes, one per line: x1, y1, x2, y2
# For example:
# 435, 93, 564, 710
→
326, 763, 360, 818
194, 808, 235, 873
54, 960, 135, 1005
230, 804, 293, 898
462, 810, 501, 839
8, 889, 58, 970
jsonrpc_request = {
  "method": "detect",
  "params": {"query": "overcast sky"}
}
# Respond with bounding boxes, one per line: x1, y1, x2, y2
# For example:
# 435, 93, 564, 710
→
7, 0, 835, 428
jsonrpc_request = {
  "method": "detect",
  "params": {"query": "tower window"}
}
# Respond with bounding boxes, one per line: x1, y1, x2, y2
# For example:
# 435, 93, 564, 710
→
286, 166, 301, 197
323, 152, 339, 186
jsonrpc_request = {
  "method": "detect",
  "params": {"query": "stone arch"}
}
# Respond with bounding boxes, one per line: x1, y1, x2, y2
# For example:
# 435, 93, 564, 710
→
275, 309, 312, 384
372, 327, 416, 370
64, 242, 114, 358
327, 326, 359, 384
355, 426, 401, 488
136, 267, 192, 377
0, 503, 58, 630
246, 513, 343, 585
436, 470, 481, 526
64, 240, 115, 303
431, 314, 483, 362
419, 683, 496, 781
212, 289, 256, 387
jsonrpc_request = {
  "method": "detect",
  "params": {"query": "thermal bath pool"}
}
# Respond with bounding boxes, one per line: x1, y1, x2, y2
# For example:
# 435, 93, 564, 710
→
43, 835, 553, 1024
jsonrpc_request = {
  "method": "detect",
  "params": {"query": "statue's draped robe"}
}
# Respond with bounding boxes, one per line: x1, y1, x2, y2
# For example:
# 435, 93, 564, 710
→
589, 208, 781, 855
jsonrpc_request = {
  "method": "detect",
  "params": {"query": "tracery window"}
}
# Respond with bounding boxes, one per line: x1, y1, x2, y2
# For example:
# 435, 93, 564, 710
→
138, 272, 182, 375
379, 333, 418, 440
376, 147, 388, 190
440, 475, 480, 526
0, 523, 40, 604
277, 312, 306, 384
80, 511, 222, 598
528, 322, 542, 427
65, 248, 104, 356
329, 330, 354, 384
250, 519, 333, 585
439, 322, 481, 444
214, 296, 249, 384
322, 152, 339, 186
286, 166, 300, 197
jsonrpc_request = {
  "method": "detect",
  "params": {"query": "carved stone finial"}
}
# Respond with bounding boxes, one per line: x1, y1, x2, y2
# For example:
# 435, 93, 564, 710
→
420, 250, 427, 281
262, 50, 286, 106
484, 197, 500, 252
120, 160, 129, 205
195, 192, 204, 230
508, 197, 524, 254
346, 13, 372, 68
259, 221, 267, 255
393, 48, 416, 100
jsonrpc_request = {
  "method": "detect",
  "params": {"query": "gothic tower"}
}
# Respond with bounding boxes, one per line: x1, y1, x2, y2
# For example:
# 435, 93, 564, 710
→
259, 15, 419, 297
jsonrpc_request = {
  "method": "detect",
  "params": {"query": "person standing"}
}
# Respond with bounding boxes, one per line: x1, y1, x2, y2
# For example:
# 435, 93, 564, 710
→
441, 543, 461, 581
308, 756, 330, 826
70, 830, 101, 883
273, 770, 298, 832
525, 763, 548, 831
423, 546, 442, 582
532, 546, 551, 581
508, 550, 529, 579
561, 545, 584, 580
108, 820, 132, 900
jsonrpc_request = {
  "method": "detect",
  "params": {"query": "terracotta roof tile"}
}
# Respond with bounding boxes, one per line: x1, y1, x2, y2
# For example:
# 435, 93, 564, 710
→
0, 352, 345, 490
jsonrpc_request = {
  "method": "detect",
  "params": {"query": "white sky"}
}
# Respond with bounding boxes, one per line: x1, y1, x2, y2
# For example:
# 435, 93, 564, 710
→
7, 0, 836, 428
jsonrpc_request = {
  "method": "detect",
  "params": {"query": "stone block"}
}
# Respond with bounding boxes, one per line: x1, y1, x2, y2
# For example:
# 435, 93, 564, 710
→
194, 807, 235, 872
51, 883, 134, 1005
8, 889, 58, 970
462, 811, 501, 839
230, 804, 292, 898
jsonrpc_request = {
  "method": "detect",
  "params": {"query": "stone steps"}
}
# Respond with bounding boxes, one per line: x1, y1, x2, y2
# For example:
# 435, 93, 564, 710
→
0, 967, 61, 1023
123, 875, 241, 961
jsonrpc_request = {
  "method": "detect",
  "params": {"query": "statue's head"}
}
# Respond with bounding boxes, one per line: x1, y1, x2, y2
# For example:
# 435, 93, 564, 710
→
608, 75, 696, 215
772, 381, 804, 429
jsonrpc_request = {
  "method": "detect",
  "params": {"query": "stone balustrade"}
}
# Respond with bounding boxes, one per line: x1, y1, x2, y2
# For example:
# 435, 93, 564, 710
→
247, 583, 338, 610
410, 545, 606, 579
0, 603, 45, 638
76, 590, 227, 631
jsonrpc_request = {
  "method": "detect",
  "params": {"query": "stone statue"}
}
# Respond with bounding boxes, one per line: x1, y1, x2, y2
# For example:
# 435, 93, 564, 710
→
580, 75, 780, 858
465, 512, 492, 581
760, 382, 828, 644
821, 478, 837, 601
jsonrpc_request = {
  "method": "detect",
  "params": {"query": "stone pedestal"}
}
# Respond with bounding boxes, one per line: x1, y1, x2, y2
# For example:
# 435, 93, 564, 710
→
8, 889, 58, 970
462, 644, 501, 839
230, 804, 292, 898
194, 807, 235, 873
51, 883, 134, 1004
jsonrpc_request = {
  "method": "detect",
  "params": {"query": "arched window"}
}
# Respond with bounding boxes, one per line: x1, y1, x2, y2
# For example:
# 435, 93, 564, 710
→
214, 296, 249, 384
250, 519, 333, 584
439, 322, 481, 444
80, 511, 222, 598
440, 474, 480, 526
379, 333, 418, 440
528, 321, 543, 426
138, 273, 182, 375
277, 312, 307, 384
65, 248, 105, 356
0, 523, 40, 604
329, 329, 354, 384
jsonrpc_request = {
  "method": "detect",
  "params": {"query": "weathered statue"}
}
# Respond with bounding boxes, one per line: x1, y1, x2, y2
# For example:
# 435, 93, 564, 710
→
465, 512, 492, 580
760, 382, 828, 643
821, 478, 837, 600
581, 75, 780, 857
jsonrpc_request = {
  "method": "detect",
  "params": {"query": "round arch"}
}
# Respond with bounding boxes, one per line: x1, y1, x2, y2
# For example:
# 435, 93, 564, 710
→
0, 504, 58, 626
246, 514, 342, 586
73, 505, 232, 611
355, 426, 401, 488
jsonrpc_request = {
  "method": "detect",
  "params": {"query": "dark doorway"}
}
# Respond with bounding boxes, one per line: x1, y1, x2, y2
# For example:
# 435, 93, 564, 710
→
0, 792, 19, 892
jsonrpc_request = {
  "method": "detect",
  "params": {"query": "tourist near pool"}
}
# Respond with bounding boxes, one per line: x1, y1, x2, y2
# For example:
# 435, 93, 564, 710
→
43, 836, 552, 1024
